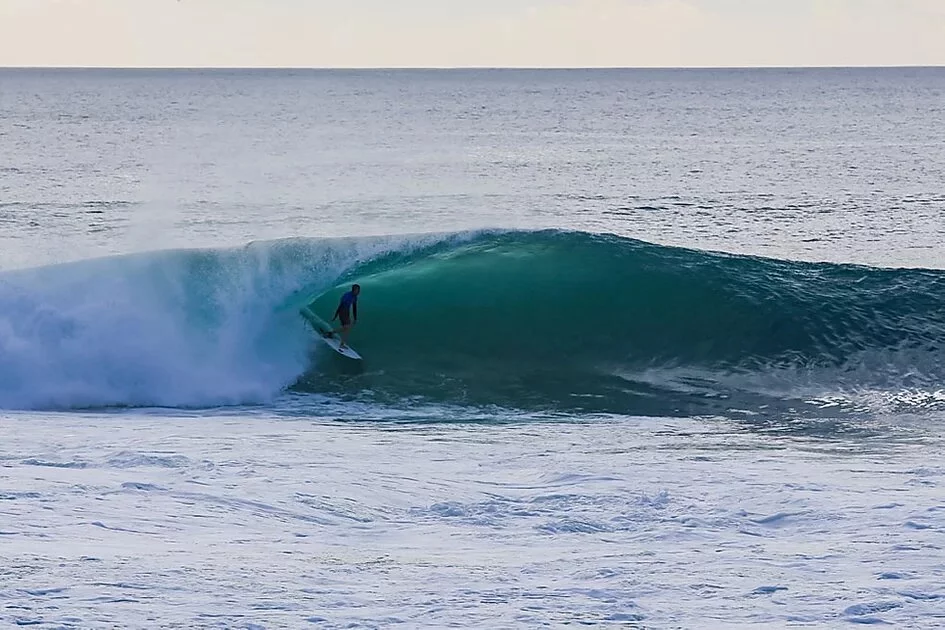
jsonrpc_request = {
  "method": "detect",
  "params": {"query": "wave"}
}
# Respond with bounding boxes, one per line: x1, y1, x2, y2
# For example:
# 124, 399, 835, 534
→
297, 231, 945, 415
2, 230, 944, 414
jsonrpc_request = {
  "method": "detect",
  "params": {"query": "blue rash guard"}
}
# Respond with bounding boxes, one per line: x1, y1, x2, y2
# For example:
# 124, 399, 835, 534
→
335, 290, 358, 326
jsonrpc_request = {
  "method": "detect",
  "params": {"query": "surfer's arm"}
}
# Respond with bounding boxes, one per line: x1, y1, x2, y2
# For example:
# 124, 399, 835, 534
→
332, 304, 341, 321
352, 301, 358, 322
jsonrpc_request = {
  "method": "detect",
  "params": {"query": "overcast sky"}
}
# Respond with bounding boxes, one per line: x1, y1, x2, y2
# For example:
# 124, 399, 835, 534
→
1, 0, 944, 68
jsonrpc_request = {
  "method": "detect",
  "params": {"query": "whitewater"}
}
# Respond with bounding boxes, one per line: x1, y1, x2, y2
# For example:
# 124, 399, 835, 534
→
2, 68, 945, 628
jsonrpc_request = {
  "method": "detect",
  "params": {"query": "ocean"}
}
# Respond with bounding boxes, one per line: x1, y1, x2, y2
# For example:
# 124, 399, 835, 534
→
2, 68, 945, 628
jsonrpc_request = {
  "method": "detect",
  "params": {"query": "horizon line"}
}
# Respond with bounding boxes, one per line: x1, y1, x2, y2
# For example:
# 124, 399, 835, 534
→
2, 64, 944, 71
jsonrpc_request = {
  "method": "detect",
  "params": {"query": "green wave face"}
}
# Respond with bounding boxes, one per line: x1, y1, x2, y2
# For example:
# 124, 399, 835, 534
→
300, 231, 945, 414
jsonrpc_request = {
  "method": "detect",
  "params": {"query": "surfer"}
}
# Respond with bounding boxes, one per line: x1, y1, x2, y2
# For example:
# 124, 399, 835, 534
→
325, 284, 360, 348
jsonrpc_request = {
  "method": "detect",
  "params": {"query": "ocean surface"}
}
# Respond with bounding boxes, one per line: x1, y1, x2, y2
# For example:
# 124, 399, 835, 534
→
2, 68, 945, 628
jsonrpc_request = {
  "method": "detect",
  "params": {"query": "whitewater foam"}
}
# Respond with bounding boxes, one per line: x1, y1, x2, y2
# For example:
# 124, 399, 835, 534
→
0, 233, 460, 409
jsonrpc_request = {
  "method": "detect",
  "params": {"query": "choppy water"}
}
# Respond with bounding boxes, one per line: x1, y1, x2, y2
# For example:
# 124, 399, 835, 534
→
2, 68, 945, 628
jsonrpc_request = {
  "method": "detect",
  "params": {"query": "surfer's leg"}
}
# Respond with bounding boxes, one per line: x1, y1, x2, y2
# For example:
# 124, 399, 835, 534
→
328, 312, 351, 339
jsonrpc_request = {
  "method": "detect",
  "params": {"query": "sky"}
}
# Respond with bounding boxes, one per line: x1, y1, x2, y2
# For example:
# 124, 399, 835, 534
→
1, 0, 944, 68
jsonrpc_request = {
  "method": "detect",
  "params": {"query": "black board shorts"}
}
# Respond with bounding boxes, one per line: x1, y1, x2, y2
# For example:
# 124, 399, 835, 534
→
338, 310, 352, 327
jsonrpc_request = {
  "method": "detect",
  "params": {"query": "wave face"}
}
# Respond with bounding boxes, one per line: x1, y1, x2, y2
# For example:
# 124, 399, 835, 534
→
2, 230, 944, 414
301, 231, 945, 415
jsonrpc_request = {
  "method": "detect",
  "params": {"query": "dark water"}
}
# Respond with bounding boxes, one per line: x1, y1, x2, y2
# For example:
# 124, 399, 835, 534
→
3, 68, 945, 271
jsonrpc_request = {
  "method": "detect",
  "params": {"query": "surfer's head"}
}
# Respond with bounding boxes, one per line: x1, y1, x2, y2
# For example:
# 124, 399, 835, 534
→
352, 284, 361, 295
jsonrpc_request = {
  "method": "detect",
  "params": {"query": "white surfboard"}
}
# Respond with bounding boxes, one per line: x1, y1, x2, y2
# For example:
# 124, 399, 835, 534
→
299, 306, 363, 360
317, 330, 363, 360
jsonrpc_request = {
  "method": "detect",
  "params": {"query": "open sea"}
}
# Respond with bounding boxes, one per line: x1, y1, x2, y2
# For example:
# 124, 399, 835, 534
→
2, 67, 945, 628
